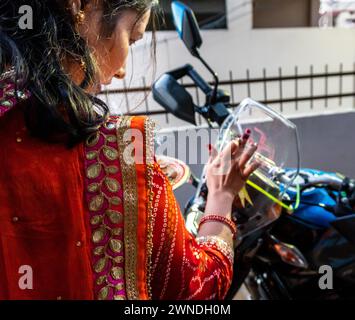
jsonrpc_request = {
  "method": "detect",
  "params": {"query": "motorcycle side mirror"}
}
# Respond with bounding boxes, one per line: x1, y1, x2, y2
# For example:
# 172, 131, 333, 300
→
152, 73, 196, 125
171, 1, 202, 57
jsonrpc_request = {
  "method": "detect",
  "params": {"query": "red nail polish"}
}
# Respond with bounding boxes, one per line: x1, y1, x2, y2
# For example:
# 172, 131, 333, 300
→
242, 133, 250, 140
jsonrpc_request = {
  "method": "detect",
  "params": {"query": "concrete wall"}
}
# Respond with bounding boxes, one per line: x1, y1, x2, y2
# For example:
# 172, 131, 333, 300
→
107, 0, 355, 89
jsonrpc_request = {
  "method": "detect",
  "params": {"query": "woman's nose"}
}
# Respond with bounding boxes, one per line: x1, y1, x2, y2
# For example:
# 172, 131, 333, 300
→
115, 67, 126, 79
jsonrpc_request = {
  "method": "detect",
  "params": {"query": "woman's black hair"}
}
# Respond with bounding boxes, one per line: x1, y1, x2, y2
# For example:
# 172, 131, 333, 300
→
0, 0, 159, 146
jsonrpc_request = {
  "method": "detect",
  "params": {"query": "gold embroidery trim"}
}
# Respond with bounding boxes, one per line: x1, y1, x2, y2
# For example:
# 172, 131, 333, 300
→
144, 117, 156, 300
116, 116, 140, 300
195, 236, 235, 265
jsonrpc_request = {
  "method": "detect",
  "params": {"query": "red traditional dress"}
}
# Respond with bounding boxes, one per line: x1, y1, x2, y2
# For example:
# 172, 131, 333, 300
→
0, 76, 233, 300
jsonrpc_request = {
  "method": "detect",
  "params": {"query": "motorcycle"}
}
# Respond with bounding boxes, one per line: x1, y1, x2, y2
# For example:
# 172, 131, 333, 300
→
152, 1, 355, 300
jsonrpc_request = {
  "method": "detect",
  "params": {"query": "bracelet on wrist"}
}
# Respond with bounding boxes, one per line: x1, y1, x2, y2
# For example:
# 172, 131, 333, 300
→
198, 214, 237, 239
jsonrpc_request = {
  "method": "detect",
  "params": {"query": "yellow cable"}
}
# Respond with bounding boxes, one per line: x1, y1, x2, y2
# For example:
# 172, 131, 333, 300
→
246, 180, 294, 213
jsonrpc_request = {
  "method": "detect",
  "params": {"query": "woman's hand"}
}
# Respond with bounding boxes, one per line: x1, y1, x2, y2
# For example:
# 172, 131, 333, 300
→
205, 132, 260, 215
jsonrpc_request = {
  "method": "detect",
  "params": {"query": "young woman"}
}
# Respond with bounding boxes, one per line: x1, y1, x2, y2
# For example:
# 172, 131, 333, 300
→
0, 0, 259, 300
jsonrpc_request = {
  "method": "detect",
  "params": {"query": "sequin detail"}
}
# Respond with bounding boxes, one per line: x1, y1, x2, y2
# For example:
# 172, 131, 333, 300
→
116, 116, 140, 300
0, 77, 31, 118
144, 118, 156, 299
195, 236, 234, 265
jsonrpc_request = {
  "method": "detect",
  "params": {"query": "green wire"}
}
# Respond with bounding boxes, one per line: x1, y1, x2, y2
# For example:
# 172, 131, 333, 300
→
292, 184, 301, 211
246, 179, 294, 213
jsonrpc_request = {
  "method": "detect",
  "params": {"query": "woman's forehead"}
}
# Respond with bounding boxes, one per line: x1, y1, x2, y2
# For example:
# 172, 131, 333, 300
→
118, 8, 151, 27
136, 10, 151, 29
119, 9, 151, 34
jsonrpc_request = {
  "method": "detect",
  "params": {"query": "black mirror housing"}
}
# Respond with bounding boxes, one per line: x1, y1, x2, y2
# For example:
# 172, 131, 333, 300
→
172, 1, 202, 57
182, 8, 202, 57
152, 73, 196, 125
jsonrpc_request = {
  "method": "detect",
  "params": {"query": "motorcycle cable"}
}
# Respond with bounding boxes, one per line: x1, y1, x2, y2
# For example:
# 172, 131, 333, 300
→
286, 199, 336, 214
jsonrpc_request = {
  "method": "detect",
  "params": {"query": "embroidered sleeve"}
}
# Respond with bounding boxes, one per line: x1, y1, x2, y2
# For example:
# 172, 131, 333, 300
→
149, 164, 233, 300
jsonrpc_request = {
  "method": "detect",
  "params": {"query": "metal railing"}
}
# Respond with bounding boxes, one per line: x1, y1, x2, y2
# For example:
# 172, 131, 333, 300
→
100, 63, 355, 127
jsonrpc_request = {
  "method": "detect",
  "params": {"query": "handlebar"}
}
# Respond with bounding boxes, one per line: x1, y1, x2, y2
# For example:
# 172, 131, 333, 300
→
167, 64, 213, 95
166, 65, 231, 126
293, 174, 347, 192
302, 175, 344, 190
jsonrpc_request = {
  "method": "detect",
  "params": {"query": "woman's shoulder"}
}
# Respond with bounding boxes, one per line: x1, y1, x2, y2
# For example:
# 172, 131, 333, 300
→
99, 115, 155, 133
84, 114, 156, 166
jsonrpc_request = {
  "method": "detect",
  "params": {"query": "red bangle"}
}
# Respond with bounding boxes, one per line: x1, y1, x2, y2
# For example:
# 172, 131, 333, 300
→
198, 215, 237, 239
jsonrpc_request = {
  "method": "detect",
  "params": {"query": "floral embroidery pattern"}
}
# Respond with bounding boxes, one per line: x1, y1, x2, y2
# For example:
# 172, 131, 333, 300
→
84, 118, 126, 300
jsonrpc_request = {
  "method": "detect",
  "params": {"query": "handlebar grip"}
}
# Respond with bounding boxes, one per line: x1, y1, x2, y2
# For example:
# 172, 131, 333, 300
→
187, 68, 212, 95
167, 64, 212, 95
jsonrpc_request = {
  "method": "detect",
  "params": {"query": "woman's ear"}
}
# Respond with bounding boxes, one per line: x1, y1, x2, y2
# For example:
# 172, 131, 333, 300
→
69, 0, 87, 27
69, 0, 82, 16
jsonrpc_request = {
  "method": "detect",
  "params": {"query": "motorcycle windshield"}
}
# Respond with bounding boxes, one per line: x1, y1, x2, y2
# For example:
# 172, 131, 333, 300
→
216, 98, 301, 239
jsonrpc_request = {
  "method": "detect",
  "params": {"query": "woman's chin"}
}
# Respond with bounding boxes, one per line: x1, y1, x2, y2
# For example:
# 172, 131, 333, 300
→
101, 76, 115, 86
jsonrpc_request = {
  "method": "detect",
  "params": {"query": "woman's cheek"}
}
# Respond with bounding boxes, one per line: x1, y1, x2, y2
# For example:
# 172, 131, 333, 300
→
98, 45, 120, 84
114, 40, 130, 70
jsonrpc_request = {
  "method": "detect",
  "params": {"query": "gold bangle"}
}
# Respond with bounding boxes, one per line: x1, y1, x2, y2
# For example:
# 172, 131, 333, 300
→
198, 215, 237, 239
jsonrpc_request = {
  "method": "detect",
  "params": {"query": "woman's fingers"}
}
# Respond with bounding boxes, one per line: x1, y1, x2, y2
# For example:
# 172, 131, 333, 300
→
207, 144, 218, 163
211, 129, 253, 171
240, 129, 251, 148
220, 139, 238, 161
231, 129, 251, 160
222, 136, 247, 162
242, 160, 261, 180
239, 143, 258, 169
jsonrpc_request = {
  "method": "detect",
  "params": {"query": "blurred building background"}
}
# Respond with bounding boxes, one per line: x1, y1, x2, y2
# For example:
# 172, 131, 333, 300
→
99, 0, 355, 204
100, 0, 355, 123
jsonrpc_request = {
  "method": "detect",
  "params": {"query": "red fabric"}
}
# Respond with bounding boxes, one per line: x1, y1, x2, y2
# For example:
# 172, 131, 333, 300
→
150, 162, 233, 300
0, 107, 94, 299
0, 107, 232, 300
131, 116, 150, 299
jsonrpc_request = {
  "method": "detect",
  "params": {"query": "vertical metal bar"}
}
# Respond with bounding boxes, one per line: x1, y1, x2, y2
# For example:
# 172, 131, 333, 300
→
142, 77, 149, 114
310, 65, 314, 110
229, 70, 235, 106
195, 86, 202, 125
295, 66, 298, 111
325, 64, 328, 108
279, 67, 283, 113
195, 86, 200, 106
246, 69, 251, 97
198, 113, 202, 126
263, 68, 267, 104
339, 63, 343, 106
246, 69, 252, 115
179, 77, 185, 125
123, 78, 130, 114
353, 63, 355, 109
